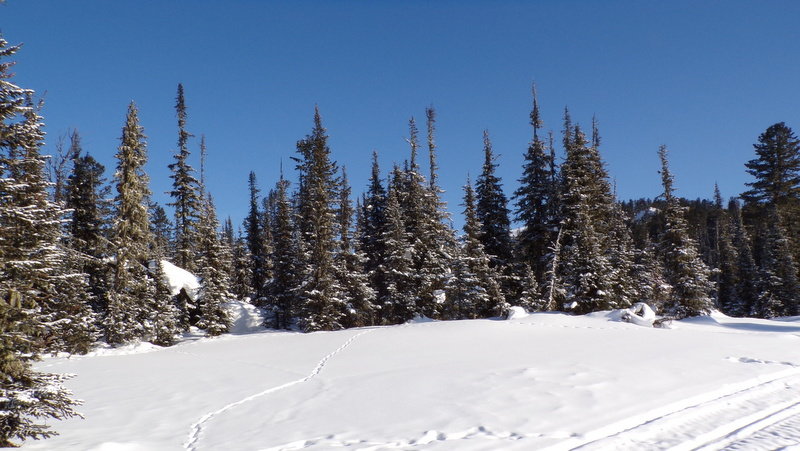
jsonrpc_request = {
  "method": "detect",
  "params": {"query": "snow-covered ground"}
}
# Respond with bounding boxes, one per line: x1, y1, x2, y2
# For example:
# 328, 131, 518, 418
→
25, 306, 800, 450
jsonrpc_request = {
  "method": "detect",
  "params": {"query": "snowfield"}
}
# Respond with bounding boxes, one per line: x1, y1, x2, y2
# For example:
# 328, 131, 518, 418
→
25, 305, 800, 451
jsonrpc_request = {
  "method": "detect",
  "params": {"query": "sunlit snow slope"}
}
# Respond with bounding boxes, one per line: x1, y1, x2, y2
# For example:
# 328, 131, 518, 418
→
26, 308, 800, 450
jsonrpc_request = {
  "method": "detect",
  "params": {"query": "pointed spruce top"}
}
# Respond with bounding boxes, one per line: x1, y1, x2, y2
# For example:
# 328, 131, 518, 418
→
530, 83, 543, 139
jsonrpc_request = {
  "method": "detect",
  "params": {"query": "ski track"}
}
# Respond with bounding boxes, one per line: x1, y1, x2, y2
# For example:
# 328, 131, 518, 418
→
548, 359, 800, 451
183, 329, 373, 451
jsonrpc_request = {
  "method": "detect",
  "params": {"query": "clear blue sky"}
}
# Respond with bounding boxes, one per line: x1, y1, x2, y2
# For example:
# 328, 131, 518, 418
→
3, 1, 800, 230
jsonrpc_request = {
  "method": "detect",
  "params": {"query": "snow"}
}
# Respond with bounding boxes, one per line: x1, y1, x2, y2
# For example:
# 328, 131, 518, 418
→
27, 310, 800, 450
605, 302, 657, 327
224, 300, 268, 335
161, 260, 200, 300
506, 305, 529, 320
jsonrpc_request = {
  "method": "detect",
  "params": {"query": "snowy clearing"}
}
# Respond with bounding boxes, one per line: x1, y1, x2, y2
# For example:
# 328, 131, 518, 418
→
25, 308, 800, 450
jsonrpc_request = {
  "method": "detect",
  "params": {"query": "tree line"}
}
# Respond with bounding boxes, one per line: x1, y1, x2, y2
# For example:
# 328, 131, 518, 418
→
3, 34, 800, 445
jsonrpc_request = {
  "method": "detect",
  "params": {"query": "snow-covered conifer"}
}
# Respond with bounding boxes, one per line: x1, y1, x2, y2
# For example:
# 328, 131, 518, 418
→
336, 168, 376, 327
0, 36, 81, 445
514, 85, 559, 285
293, 107, 345, 331
105, 102, 159, 345
167, 84, 201, 272
446, 179, 507, 319
657, 146, 714, 318
195, 194, 232, 336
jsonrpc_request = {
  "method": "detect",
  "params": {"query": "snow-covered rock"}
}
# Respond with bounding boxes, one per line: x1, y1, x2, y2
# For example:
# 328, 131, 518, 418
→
161, 260, 200, 301
608, 302, 657, 327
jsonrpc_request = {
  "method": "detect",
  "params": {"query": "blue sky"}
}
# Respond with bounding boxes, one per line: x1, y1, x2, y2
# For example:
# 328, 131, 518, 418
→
3, 1, 800, 230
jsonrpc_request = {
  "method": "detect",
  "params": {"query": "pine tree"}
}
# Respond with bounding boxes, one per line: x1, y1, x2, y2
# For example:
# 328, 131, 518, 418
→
657, 146, 714, 318
149, 202, 172, 257
754, 205, 800, 317
399, 114, 455, 319
336, 167, 376, 327
195, 194, 232, 336
105, 102, 162, 345
514, 85, 558, 285
729, 199, 760, 316
475, 130, 513, 268
514, 263, 543, 312
605, 202, 639, 308
167, 84, 201, 272
557, 126, 616, 313
146, 255, 181, 346
230, 227, 252, 301
1, 95, 97, 354
245, 171, 267, 303
711, 190, 743, 315
65, 150, 113, 314
0, 35, 81, 445
264, 174, 298, 329
293, 107, 345, 331
380, 165, 416, 323
359, 151, 389, 319
631, 238, 670, 312
742, 122, 800, 208
447, 179, 507, 319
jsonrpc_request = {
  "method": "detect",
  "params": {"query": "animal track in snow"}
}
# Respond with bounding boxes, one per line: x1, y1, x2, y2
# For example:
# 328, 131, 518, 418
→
183, 329, 373, 451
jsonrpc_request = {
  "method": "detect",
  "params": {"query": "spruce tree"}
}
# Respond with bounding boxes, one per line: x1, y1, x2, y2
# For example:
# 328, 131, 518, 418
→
1, 95, 97, 354
446, 179, 507, 319
605, 202, 639, 308
729, 199, 760, 316
514, 85, 558, 285
245, 171, 267, 302
631, 238, 670, 312
657, 146, 714, 318
0, 36, 81, 445
359, 151, 389, 318
195, 194, 232, 335
336, 167, 376, 327
742, 122, 800, 208
400, 115, 455, 319
263, 175, 298, 329
293, 107, 345, 331
711, 190, 743, 315
167, 84, 201, 272
146, 254, 181, 346
149, 202, 173, 257
105, 102, 164, 345
380, 165, 416, 323
65, 150, 113, 315
754, 205, 800, 317
475, 130, 513, 267
557, 126, 616, 313
230, 227, 253, 301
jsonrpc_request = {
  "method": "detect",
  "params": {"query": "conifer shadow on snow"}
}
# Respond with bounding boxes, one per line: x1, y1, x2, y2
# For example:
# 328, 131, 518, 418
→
681, 315, 800, 333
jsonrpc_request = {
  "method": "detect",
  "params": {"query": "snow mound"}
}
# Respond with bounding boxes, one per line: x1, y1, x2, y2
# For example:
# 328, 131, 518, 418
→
84, 341, 162, 357
608, 302, 657, 327
506, 306, 529, 320
225, 300, 268, 334
407, 315, 436, 324
161, 260, 200, 301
